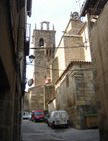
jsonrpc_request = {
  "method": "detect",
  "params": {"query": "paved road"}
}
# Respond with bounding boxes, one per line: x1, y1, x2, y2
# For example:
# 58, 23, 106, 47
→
22, 120, 100, 141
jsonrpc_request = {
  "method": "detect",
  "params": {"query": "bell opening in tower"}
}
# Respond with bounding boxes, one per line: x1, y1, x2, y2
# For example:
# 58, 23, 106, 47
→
39, 38, 44, 47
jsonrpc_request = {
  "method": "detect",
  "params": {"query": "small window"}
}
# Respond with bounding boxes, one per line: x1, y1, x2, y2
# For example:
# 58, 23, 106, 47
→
39, 38, 44, 47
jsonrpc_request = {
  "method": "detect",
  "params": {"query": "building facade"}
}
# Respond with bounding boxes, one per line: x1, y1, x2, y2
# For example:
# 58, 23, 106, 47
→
28, 22, 56, 111
51, 14, 86, 85
33, 21, 56, 86
55, 61, 97, 129
27, 12, 97, 129
50, 13, 97, 129
0, 0, 32, 140
28, 86, 45, 111
80, 0, 108, 140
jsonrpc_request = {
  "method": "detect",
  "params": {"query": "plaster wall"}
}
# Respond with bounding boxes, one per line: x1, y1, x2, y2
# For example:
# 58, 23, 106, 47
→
55, 38, 66, 76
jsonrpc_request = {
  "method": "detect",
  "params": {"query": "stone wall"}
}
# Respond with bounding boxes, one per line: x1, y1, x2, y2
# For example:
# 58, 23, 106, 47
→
65, 19, 84, 35
52, 19, 86, 82
44, 85, 55, 110
33, 29, 56, 86
51, 57, 59, 84
48, 99, 56, 112
28, 86, 44, 111
24, 92, 30, 111
55, 62, 97, 128
0, 0, 31, 140
0, 0, 27, 140
64, 35, 85, 66
31, 25, 56, 112
34, 50, 48, 85
90, 3, 108, 140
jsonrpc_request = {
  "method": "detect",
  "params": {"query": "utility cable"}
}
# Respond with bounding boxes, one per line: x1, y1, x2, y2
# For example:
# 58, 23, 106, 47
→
30, 45, 89, 50
26, 63, 95, 72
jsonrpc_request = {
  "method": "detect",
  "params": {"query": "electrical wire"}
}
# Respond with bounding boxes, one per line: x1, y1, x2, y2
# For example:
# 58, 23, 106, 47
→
30, 45, 89, 50
26, 63, 95, 72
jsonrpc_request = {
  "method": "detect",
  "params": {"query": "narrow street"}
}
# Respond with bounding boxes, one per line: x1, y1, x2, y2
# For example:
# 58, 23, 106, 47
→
22, 120, 99, 141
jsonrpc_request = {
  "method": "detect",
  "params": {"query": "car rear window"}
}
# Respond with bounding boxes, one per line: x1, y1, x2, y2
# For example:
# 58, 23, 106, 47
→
51, 111, 68, 118
35, 112, 44, 116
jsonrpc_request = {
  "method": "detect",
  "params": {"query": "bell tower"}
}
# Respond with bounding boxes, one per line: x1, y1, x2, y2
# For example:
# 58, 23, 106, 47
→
32, 21, 56, 86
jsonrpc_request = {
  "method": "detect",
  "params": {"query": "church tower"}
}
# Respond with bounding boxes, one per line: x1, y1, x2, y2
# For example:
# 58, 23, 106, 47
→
32, 21, 56, 86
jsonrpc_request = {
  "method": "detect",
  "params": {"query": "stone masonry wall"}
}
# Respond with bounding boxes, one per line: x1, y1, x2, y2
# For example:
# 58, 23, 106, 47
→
0, 1, 25, 140
64, 36, 85, 67
33, 29, 56, 86
51, 57, 59, 84
56, 63, 96, 128
90, 3, 108, 140
52, 19, 86, 83
28, 86, 44, 111
65, 19, 84, 35
44, 85, 55, 110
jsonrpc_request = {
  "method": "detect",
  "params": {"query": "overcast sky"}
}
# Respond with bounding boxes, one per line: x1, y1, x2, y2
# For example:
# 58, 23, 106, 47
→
26, 0, 85, 90
28, 0, 85, 45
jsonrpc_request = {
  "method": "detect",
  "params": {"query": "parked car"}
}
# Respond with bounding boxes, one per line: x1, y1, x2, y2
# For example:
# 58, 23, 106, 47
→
31, 110, 45, 122
47, 110, 69, 128
22, 112, 31, 120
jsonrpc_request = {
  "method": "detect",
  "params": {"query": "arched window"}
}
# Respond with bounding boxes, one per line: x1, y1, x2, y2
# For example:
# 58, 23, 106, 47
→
39, 38, 44, 47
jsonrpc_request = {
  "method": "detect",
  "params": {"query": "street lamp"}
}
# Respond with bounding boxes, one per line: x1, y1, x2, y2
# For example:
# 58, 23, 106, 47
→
29, 55, 35, 63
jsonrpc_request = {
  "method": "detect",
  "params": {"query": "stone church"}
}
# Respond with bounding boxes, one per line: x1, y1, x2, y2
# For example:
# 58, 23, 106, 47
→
28, 21, 56, 111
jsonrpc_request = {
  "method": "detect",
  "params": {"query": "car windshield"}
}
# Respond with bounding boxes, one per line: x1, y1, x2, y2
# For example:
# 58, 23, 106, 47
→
53, 112, 59, 118
34, 112, 44, 116
51, 111, 68, 118
23, 112, 29, 115
60, 112, 68, 118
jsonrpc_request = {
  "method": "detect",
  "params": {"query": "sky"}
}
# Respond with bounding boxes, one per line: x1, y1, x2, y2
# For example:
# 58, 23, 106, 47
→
26, 0, 85, 90
28, 0, 84, 45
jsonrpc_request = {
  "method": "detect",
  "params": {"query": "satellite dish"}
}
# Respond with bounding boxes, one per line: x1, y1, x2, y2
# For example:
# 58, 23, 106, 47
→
28, 79, 33, 86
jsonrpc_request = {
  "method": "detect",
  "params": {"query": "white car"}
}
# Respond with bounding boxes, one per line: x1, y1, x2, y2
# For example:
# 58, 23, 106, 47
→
22, 112, 31, 120
47, 110, 69, 128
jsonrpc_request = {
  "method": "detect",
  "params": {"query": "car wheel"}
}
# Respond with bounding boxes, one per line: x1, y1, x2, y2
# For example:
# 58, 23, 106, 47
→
51, 121, 55, 129
65, 124, 68, 128
47, 122, 50, 126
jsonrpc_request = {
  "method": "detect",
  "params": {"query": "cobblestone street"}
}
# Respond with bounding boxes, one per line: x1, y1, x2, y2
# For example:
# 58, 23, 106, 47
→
22, 120, 100, 141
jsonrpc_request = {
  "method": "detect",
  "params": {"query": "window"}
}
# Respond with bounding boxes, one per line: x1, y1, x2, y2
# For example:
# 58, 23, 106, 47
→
39, 38, 44, 47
